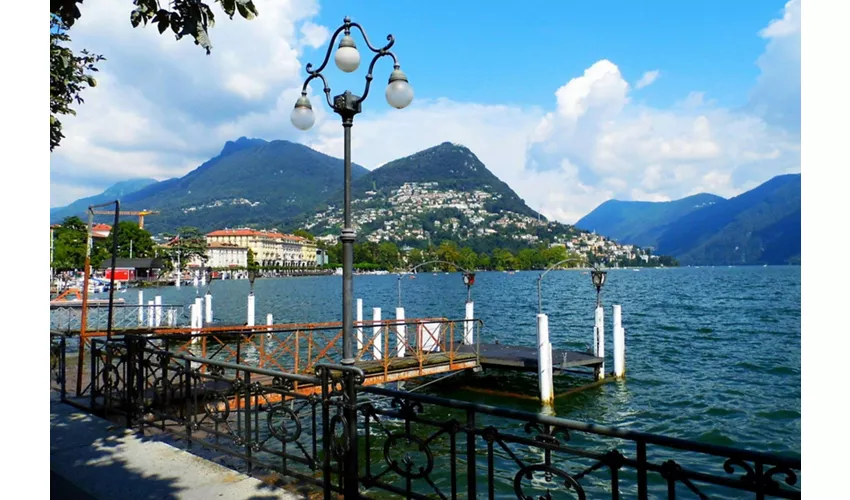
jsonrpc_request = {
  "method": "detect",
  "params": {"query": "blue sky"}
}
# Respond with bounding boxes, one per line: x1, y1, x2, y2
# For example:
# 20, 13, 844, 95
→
49, 0, 800, 224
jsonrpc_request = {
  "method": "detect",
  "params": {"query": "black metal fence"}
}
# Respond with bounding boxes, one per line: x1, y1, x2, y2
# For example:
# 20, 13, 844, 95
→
53, 334, 801, 499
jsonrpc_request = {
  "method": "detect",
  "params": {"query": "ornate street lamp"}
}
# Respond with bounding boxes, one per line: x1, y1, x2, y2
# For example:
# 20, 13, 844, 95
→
591, 266, 607, 308
462, 272, 475, 302
292, 16, 413, 366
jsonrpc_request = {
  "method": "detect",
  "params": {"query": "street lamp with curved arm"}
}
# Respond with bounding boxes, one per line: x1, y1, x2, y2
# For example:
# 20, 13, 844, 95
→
291, 17, 412, 367
537, 257, 588, 315
398, 260, 473, 307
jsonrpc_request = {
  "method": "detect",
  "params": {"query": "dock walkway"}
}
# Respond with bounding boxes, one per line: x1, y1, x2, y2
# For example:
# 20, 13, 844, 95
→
50, 392, 300, 500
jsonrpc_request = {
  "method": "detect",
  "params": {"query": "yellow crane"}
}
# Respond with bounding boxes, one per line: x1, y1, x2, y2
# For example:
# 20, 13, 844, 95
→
91, 209, 160, 229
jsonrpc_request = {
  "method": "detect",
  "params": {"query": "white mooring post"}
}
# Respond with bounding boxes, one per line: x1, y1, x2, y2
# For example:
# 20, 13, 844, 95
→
147, 300, 155, 327
165, 309, 175, 327
194, 297, 203, 327
372, 307, 382, 360
193, 271, 199, 288
464, 301, 475, 345
154, 295, 162, 327
537, 313, 554, 406
613, 305, 625, 378
205, 292, 213, 324
594, 306, 605, 381
247, 293, 255, 327
137, 290, 144, 325
201, 271, 206, 286
356, 298, 364, 352
395, 307, 406, 358
266, 313, 274, 340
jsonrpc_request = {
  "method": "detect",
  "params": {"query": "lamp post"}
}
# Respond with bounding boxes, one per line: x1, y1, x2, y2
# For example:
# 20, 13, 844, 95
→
291, 16, 413, 366
462, 272, 475, 303
591, 266, 607, 308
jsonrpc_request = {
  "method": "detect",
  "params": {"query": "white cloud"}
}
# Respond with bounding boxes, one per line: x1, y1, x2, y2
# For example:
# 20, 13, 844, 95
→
50, 0, 801, 229
635, 70, 660, 89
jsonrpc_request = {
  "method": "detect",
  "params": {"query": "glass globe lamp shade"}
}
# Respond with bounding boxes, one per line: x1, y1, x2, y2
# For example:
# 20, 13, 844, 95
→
334, 35, 360, 73
290, 95, 315, 131
386, 67, 414, 109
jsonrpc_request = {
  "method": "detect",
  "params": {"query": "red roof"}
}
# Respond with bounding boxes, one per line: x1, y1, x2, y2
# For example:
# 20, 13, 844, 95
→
92, 223, 112, 231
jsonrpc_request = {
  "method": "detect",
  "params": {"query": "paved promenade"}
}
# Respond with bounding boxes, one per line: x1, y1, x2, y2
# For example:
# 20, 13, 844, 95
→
49, 392, 301, 499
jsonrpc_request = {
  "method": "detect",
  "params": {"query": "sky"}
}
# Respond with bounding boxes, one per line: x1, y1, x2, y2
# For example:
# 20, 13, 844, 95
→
49, 0, 801, 224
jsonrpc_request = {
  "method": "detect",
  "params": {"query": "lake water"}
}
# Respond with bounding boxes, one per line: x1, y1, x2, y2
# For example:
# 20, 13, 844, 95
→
98, 266, 801, 495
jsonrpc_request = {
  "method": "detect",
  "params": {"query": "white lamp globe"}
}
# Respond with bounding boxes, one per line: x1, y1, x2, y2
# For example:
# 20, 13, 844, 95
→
385, 67, 413, 109
290, 95, 315, 131
334, 35, 360, 73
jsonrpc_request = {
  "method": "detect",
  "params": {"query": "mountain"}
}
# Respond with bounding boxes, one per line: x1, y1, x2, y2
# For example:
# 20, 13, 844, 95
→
50, 178, 158, 223
303, 142, 581, 253
655, 174, 801, 265
59, 137, 370, 234
575, 193, 725, 247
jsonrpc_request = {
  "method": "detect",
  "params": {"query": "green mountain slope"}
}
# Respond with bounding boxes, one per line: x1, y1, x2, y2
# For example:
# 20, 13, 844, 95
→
108, 137, 370, 233
655, 174, 801, 265
50, 178, 157, 223
575, 193, 725, 247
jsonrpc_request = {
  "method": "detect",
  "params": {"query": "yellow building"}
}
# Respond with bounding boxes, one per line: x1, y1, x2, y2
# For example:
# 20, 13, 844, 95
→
205, 229, 316, 268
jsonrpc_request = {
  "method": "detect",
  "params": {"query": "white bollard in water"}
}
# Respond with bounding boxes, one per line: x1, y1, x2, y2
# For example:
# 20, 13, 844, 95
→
194, 297, 203, 327
372, 308, 382, 360
205, 292, 213, 324
537, 313, 554, 406
166, 309, 175, 327
395, 307, 406, 358
154, 296, 162, 327
266, 313, 273, 340
613, 305, 625, 378
147, 300, 154, 327
175, 269, 181, 288
464, 301, 475, 345
247, 293, 255, 327
201, 271, 206, 286
356, 298, 364, 352
193, 272, 199, 288
138, 290, 144, 325
595, 306, 605, 381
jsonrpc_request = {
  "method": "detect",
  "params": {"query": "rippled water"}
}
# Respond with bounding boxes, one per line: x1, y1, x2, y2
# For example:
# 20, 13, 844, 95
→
101, 266, 801, 495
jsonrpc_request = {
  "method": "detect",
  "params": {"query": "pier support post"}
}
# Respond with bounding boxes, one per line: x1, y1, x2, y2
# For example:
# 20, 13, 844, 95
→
147, 300, 154, 328
190, 304, 200, 344
166, 309, 175, 327
373, 308, 382, 360
395, 307, 406, 358
356, 299, 364, 352
175, 269, 180, 288
137, 291, 144, 325
154, 296, 162, 327
201, 271, 206, 286
613, 305, 625, 378
205, 292, 213, 324
464, 301, 475, 345
193, 271, 199, 288
266, 313, 273, 340
247, 293, 255, 327
194, 297, 203, 327
537, 313, 554, 406
594, 306, 605, 381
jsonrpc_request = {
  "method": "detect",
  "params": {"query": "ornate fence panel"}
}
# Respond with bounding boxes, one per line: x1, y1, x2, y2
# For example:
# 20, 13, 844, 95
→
51, 334, 800, 499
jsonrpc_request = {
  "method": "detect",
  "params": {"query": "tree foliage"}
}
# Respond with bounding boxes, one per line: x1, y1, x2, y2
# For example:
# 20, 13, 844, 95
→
161, 226, 208, 271
50, 16, 104, 151
96, 220, 155, 259
49, 0, 259, 151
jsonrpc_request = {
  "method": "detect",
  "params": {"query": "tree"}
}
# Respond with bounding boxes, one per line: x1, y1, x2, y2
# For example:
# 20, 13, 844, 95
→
246, 248, 260, 272
293, 229, 314, 241
50, 0, 259, 150
97, 221, 155, 259
162, 226, 208, 271
51, 216, 88, 270
376, 242, 400, 271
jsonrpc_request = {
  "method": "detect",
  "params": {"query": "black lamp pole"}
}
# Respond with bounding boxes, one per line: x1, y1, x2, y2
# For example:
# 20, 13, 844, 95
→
292, 16, 413, 366
591, 266, 607, 308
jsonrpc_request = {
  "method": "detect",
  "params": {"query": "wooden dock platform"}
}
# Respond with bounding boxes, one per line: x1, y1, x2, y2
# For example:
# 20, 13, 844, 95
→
458, 343, 602, 371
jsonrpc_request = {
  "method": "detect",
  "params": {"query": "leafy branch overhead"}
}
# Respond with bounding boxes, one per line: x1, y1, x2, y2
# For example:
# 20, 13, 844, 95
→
130, 0, 259, 54
50, 0, 259, 151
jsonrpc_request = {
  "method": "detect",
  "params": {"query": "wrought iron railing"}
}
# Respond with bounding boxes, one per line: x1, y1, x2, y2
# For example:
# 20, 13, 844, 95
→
50, 333, 66, 400
53, 335, 801, 499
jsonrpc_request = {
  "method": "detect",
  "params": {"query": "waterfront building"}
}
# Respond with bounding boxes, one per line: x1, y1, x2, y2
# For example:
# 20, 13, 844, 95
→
206, 228, 317, 268
206, 242, 248, 269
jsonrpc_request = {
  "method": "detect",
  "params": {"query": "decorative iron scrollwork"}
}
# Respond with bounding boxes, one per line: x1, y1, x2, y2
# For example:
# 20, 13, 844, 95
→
383, 433, 435, 480
765, 464, 799, 488
203, 391, 231, 423
723, 456, 756, 483
267, 405, 302, 442
513, 463, 586, 500
390, 397, 423, 419
271, 376, 294, 391
525, 422, 571, 446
